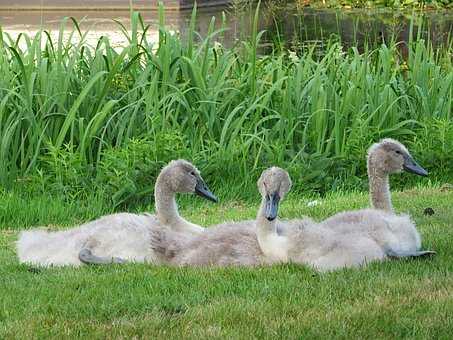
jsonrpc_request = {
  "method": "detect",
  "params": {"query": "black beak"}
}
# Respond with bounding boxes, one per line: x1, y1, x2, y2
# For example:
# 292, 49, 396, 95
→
403, 155, 428, 177
265, 192, 280, 221
194, 177, 218, 203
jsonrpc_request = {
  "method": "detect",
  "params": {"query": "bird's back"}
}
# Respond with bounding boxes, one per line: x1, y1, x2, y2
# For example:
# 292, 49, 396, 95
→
150, 220, 268, 267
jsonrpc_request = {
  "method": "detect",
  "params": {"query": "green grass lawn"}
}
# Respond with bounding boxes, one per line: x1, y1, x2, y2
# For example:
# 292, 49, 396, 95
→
1, 187, 453, 338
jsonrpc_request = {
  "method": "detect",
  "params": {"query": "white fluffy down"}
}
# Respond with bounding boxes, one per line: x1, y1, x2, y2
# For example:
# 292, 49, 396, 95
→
16, 213, 159, 267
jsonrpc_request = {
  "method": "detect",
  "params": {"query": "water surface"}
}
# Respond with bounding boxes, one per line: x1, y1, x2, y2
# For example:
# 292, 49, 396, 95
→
1, 2, 451, 50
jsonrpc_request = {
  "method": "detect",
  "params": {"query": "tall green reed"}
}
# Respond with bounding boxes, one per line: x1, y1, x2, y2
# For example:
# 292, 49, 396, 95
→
0, 5, 451, 199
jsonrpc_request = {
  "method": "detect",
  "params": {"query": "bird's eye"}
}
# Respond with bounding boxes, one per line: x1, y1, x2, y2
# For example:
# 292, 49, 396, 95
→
190, 171, 196, 176
395, 150, 401, 155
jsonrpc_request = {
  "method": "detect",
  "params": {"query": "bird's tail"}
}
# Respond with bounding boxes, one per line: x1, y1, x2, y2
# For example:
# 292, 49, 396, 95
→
16, 228, 82, 267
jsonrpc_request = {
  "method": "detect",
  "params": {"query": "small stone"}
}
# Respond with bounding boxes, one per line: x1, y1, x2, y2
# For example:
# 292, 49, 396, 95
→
307, 200, 320, 207
423, 208, 435, 216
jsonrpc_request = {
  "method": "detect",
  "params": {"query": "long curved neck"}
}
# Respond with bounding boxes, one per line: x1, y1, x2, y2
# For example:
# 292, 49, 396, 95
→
255, 196, 288, 262
256, 197, 276, 241
154, 175, 185, 226
256, 197, 278, 251
368, 162, 393, 212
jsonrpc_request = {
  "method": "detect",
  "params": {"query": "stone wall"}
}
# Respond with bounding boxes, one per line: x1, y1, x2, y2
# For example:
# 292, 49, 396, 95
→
180, 0, 231, 9
0, 0, 231, 10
